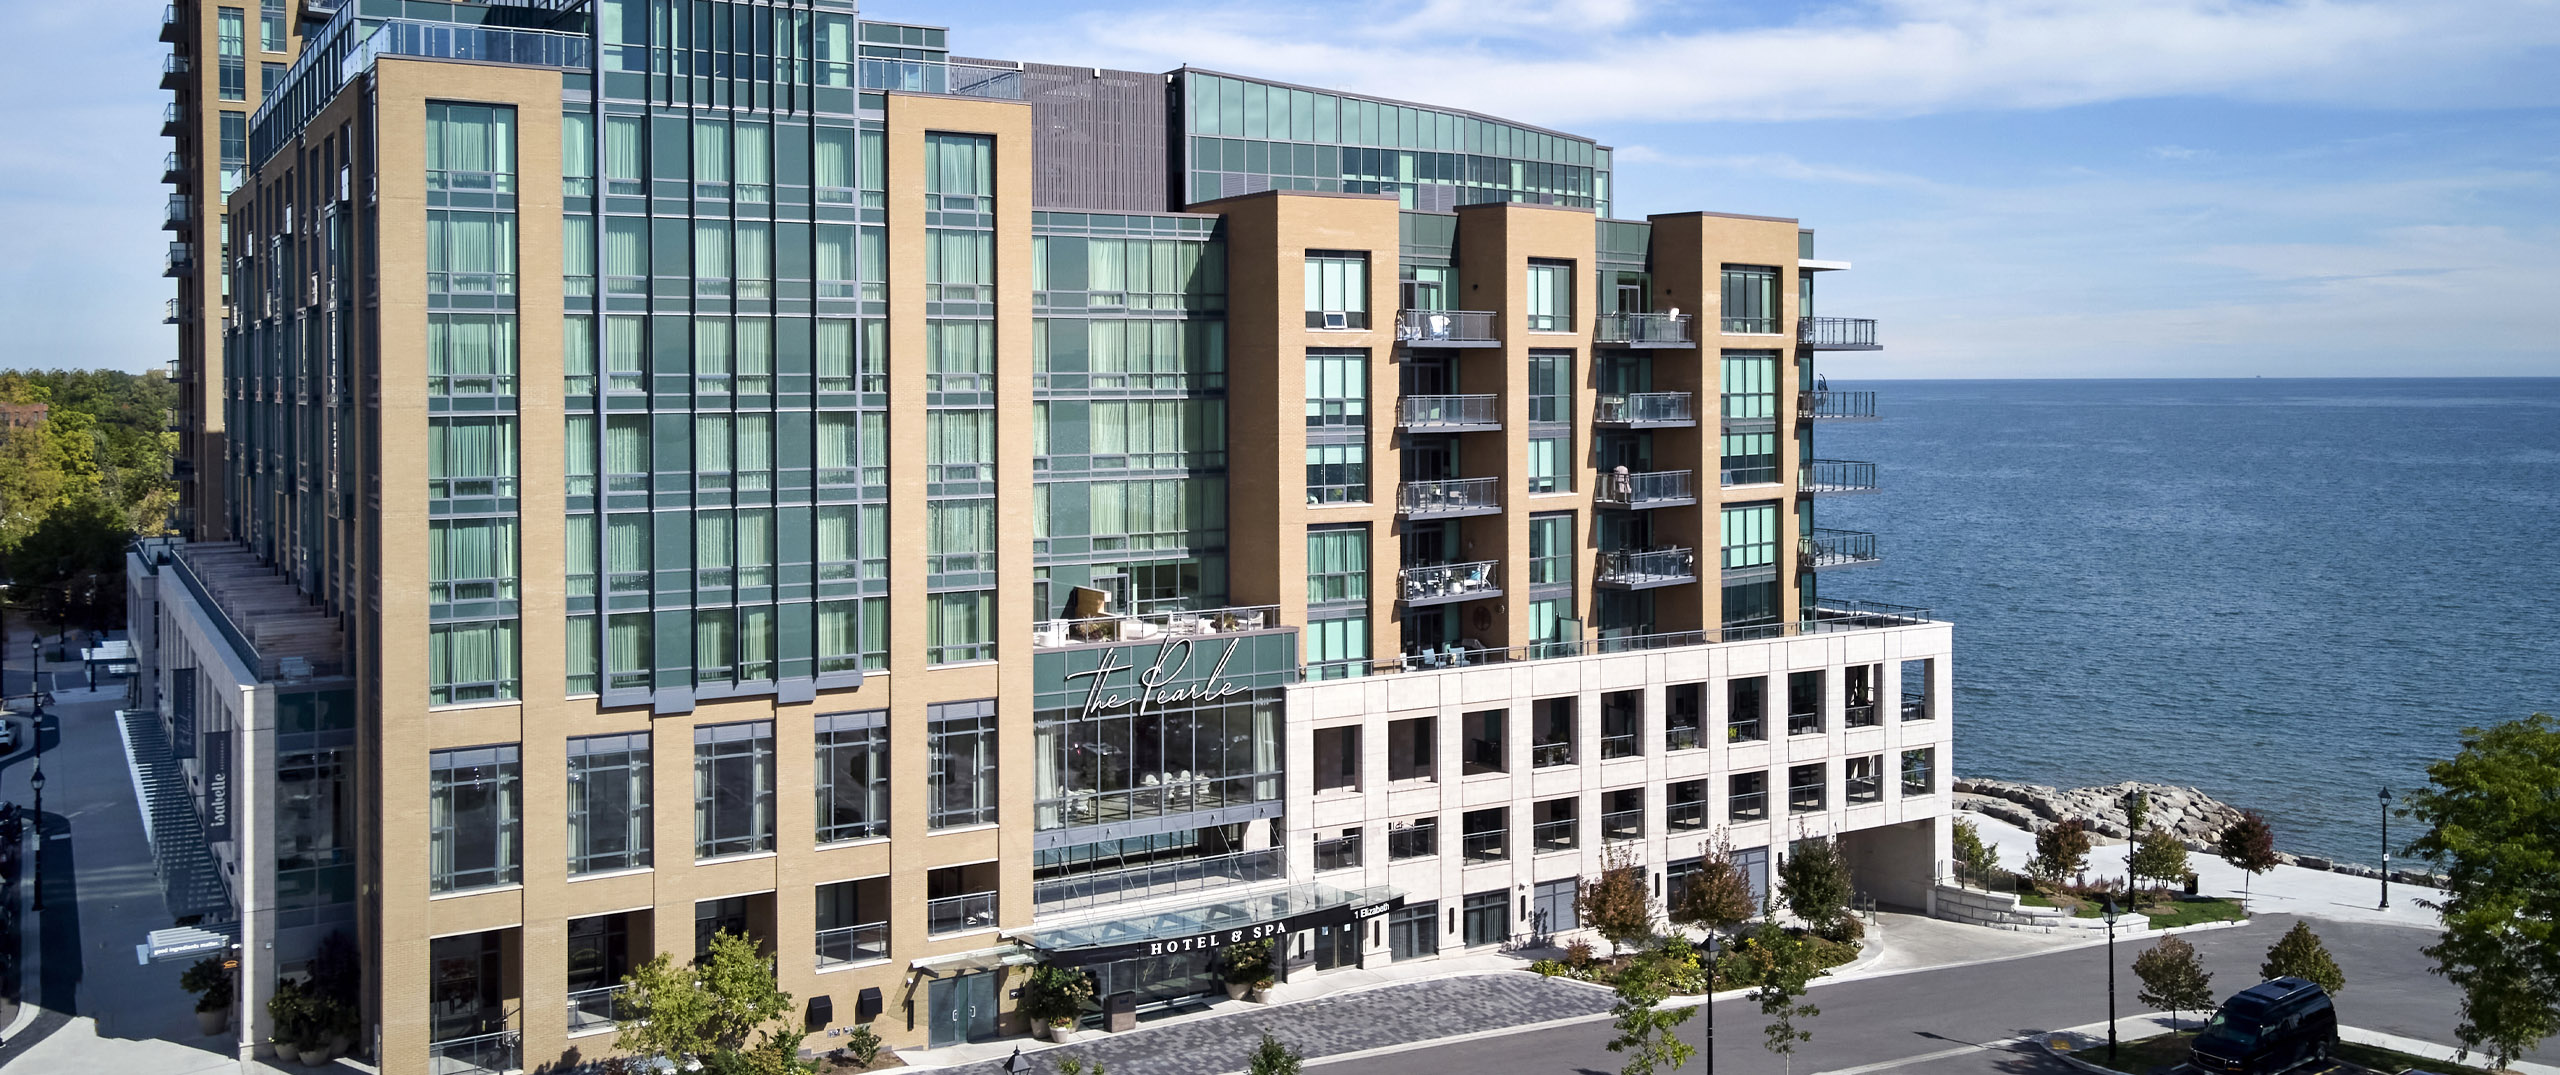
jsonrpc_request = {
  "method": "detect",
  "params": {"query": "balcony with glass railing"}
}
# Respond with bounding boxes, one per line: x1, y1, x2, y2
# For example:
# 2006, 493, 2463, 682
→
1533, 817, 1578, 853
858, 57, 1025, 100
815, 921, 891, 967
429, 1029, 520, 1075
1596, 547, 1698, 590
1595, 392, 1696, 428
1798, 316, 1880, 350
1396, 394, 1501, 432
1400, 560, 1502, 608
1032, 602, 1281, 649
164, 242, 192, 277
927, 891, 999, 936
164, 298, 183, 325
1595, 468, 1697, 509
1667, 797, 1707, 830
164, 194, 191, 231
1595, 312, 1695, 347
1602, 808, 1644, 843
161, 53, 190, 89
163, 151, 186, 185
161, 5, 184, 44
1395, 308, 1500, 347
1799, 528, 1880, 569
1799, 459, 1877, 495
1461, 828, 1507, 863
566, 984, 627, 1036
1799, 389, 1878, 421
1398, 476, 1501, 518
162, 101, 184, 137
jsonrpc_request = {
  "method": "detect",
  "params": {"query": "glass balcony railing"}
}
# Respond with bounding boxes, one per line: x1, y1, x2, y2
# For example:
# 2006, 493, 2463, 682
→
429, 1030, 520, 1075
1602, 808, 1644, 842
566, 984, 627, 1035
162, 53, 191, 81
1596, 392, 1695, 427
1902, 691, 1933, 722
926, 891, 998, 936
1667, 798, 1708, 830
165, 195, 191, 228
1596, 312, 1696, 346
162, 102, 183, 134
1532, 818, 1578, 852
1313, 833, 1363, 872
1799, 528, 1880, 569
164, 298, 183, 325
1461, 829, 1507, 863
1396, 394, 1500, 431
815, 921, 891, 967
1531, 741, 1574, 769
1597, 547, 1698, 589
1798, 316, 1880, 350
1292, 601, 1938, 680
161, 5, 184, 43
1399, 560, 1501, 607
1032, 602, 1280, 649
1799, 459, 1878, 494
1397, 476, 1501, 517
1799, 389, 1878, 421
1730, 791, 1768, 822
858, 57, 1025, 100
1596, 469, 1696, 509
1395, 308, 1500, 346
164, 242, 193, 277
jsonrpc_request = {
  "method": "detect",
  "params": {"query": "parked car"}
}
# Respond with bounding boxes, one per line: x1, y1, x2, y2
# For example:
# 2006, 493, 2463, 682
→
2190, 977, 2340, 1075
0, 721, 17, 752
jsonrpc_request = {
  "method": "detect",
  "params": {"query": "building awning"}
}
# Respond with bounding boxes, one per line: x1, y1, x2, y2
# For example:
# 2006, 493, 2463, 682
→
1013, 883, 1402, 967
908, 944, 1041, 977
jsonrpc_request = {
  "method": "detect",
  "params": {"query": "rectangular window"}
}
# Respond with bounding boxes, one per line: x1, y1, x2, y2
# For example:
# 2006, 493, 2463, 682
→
1721, 501, 1779, 570
816, 710, 890, 843
1720, 431, 1777, 486
1846, 754, 1884, 804
1902, 658, 1935, 721
1303, 251, 1369, 329
259, 0, 284, 51
1388, 901, 1439, 961
1462, 890, 1508, 947
1387, 716, 1434, 783
1599, 690, 1640, 759
1727, 676, 1766, 742
565, 614, 597, 695
1530, 595, 1573, 652
1528, 512, 1574, 586
428, 620, 518, 705
927, 410, 994, 483
927, 230, 994, 303
426, 102, 518, 193
1306, 525, 1369, 606
218, 9, 246, 101
563, 314, 596, 396
1667, 682, 1704, 750
429, 418, 518, 501
1719, 350, 1778, 421
1527, 435, 1571, 494
927, 700, 998, 829
427, 314, 518, 398
927, 591, 995, 665
1721, 265, 1781, 334
1532, 796, 1578, 852
429, 745, 521, 893
1314, 726, 1359, 794
1304, 349, 1367, 427
219, 111, 247, 193
1389, 816, 1438, 860
1462, 709, 1505, 774
1901, 747, 1936, 796
1668, 779, 1708, 829
426, 210, 519, 295
1787, 669, 1824, 736
1305, 614, 1369, 679
606, 612, 650, 692
925, 132, 994, 200
693, 721, 776, 860
1525, 259, 1574, 332
1527, 350, 1571, 424
1305, 439, 1369, 505
1787, 762, 1826, 814
1314, 827, 1362, 871
1729, 770, 1768, 822
262, 61, 283, 97
927, 499, 994, 574
566, 732, 651, 875
1846, 664, 1882, 727
429, 517, 519, 605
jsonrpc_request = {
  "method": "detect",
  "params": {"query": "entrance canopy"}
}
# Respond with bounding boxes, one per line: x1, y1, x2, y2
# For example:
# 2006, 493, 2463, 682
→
1014, 883, 1402, 967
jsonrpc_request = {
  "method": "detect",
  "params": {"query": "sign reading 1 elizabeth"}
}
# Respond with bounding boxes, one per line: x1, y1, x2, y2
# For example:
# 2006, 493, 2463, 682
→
1063, 638, 1248, 721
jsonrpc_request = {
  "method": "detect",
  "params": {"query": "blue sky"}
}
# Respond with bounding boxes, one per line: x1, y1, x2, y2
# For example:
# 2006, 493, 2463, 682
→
11, 0, 2557, 378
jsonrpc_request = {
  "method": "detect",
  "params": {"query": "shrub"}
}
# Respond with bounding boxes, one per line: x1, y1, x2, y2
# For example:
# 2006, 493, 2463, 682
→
1530, 959, 1572, 978
1222, 937, 1275, 986
1245, 1032, 1303, 1075
1019, 963, 1097, 1027
841, 1023, 882, 1067
1565, 938, 1599, 968
180, 957, 233, 1013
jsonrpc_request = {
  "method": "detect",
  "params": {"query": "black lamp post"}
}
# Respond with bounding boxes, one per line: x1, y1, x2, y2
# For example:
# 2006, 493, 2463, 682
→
1704, 932, 1719, 1075
2380, 787, 2393, 910
2101, 894, 2120, 1063
26, 639, 40, 720
28, 758, 45, 912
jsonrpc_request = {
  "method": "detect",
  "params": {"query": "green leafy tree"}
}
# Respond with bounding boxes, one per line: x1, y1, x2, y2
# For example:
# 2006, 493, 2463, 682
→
1778, 836, 1852, 938
2132, 934, 2214, 1031
1670, 837, 1757, 936
2216, 810, 2280, 914
2122, 790, 2150, 835
615, 930, 810, 1074
1578, 842, 1657, 954
1951, 818, 2001, 888
1605, 958, 1698, 1075
2404, 714, 2560, 1072
1245, 1032, 1303, 1075
2128, 826, 2191, 894
2032, 818, 2093, 885
1742, 921, 1822, 1075
2261, 921, 2345, 996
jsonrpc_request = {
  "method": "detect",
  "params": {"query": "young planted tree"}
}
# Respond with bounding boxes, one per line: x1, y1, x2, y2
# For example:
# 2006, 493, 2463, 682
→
1670, 837, 1758, 937
2128, 826, 2192, 895
1778, 836, 1853, 940
615, 930, 810, 1074
1605, 959, 1698, 1075
1951, 818, 2001, 889
2122, 790, 2151, 836
1245, 1032, 1304, 1075
2261, 921, 2345, 995
2216, 810, 2280, 914
1579, 842, 1657, 955
2032, 818, 2093, 887
2132, 934, 2215, 1031
2405, 713, 2560, 1071
1743, 921, 1823, 1075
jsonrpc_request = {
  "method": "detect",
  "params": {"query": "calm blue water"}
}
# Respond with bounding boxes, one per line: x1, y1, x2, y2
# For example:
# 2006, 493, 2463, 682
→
1811, 379, 2560, 864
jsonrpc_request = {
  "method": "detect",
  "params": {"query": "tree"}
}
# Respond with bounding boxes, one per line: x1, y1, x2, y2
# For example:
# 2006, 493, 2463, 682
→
2216, 810, 2280, 914
1742, 921, 1822, 1075
2128, 826, 2192, 894
2032, 818, 2093, 886
1951, 818, 2001, 888
2132, 934, 2215, 1031
615, 930, 810, 1074
1578, 842, 1657, 953
1778, 836, 1852, 939
2404, 714, 2560, 1072
1605, 958, 1697, 1075
2261, 921, 2345, 996
1245, 1032, 1303, 1075
2122, 790, 2150, 835
1670, 837, 1757, 936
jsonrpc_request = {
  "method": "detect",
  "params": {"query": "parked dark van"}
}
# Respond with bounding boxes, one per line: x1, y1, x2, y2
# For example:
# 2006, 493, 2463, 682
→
2190, 977, 2340, 1075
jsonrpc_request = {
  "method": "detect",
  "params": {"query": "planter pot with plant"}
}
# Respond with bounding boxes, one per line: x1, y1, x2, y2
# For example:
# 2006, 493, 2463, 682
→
1221, 938, 1274, 1002
180, 956, 234, 1037
1019, 962, 1095, 1041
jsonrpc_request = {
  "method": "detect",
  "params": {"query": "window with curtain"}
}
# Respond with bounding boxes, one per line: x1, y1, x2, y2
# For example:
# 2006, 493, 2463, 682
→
733, 121, 771, 203
927, 230, 993, 303
814, 126, 856, 203
817, 600, 861, 673
692, 117, 730, 196
928, 499, 994, 575
566, 614, 598, 695
693, 220, 731, 295
736, 413, 774, 491
561, 314, 596, 397
565, 414, 596, 496
429, 620, 519, 705
426, 210, 517, 295
925, 132, 994, 206
218, 10, 245, 100
736, 317, 773, 394
604, 115, 643, 196
927, 590, 995, 665
565, 515, 597, 598
693, 414, 733, 492
428, 417, 518, 501
1527, 351, 1571, 424
566, 732, 651, 875
1527, 434, 1571, 494
428, 745, 520, 892
927, 320, 993, 392
736, 509, 775, 589
816, 224, 855, 298
605, 416, 648, 493
927, 410, 993, 483
858, 227, 887, 301
734, 221, 772, 299
817, 319, 856, 392
1526, 259, 1574, 332
604, 216, 645, 293
427, 313, 518, 397
1529, 512, 1574, 586
427, 102, 517, 193
816, 413, 858, 486
816, 504, 857, 579
1721, 501, 1779, 569
1306, 615, 1369, 679
695, 610, 736, 684
859, 595, 888, 670
926, 700, 998, 827
1721, 265, 1781, 334
694, 317, 732, 395
859, 410, 889, 487
260, 0, 284, 51
603, 316, 644, 393
693, 508, 735, 588
563, 215, 596, 296
605, 513, 650, 594
816, 711, 890, 842
430, 517, 519, 605
739, 606, 774, 682
1304, 349, 1367, 427
562, 112, 594, 198
1719, 350, 1778, 420
606, 613, 650, 691
1307, 525, 1369, 606
694, 721, 776, 859
1303, 251, 1369, 328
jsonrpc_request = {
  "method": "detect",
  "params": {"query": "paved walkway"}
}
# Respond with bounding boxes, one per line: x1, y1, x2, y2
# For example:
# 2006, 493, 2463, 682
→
1965, 813, 2442, 929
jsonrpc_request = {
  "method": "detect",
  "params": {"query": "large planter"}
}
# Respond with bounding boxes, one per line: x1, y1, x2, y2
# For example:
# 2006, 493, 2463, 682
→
298, 1045, 330, 1067
196, 1007, 229, 1036
1224, 981, 1250, 1001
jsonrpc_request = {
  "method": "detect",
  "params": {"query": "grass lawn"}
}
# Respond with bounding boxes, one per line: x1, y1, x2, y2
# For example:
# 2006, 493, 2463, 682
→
2138, 896, 2247, 929
2075, 1031, 2502, 1075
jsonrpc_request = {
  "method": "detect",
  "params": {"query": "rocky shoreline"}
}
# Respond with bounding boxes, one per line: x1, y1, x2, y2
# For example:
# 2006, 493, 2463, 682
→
1952, 776, 2445, 889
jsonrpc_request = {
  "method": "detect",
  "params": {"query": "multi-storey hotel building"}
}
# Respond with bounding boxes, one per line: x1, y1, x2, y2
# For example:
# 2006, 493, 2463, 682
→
132, 1, 1952, 1070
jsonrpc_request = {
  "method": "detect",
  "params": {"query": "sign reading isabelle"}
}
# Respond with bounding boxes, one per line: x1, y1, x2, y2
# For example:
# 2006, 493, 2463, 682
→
1063, 638, 1248, 720
203, 730, 233, 844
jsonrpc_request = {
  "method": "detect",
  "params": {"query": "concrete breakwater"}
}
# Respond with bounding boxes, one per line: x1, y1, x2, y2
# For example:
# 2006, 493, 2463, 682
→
1952, 776, 2444, 888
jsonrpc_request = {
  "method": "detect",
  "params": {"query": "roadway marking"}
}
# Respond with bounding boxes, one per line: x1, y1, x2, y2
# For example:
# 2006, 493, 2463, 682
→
1808, 1032, 2038, 1075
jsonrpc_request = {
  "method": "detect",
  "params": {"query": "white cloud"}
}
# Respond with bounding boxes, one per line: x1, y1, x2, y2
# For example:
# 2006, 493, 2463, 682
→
2148, 145, 2209, 161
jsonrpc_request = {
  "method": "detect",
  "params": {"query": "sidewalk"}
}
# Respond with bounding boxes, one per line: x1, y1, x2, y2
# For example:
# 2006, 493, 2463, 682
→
1965, 814, 2442, 929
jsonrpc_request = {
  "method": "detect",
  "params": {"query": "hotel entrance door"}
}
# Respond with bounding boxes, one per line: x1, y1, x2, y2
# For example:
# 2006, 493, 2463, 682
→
1310, 920, 1360, 971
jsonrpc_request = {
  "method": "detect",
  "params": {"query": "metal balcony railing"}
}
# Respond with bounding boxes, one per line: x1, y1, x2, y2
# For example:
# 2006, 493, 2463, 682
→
1395, 308, 1500, 347
1722, 463, 1781, 487
1730, 790, 1768, 822
429, 1029, 521, 1075
165, 195, 191, 229
857, 57, 1026, 100
163, 151, 185, 184
926, 891, 999, 936
1397, 476, 1500, 517
1599, 731, 1639, 760
1032, 602, 1279, 649
164, 298, 183, 325
1531, 741, 1574, 769
1902, 692, 1932, 721
1666, 724, 1703, 752
1601, 808, 1644, 842
1800, 459, 1878, 494
1790, 782, 1826, 814
1595, 392, 1696, 427
1799, 389, 1878, 421
164, 241, 192, 277
1667, 798, 1707, 830
1845, 700, 1880, 728
1788, 708, 1823, 737
1388, 823, 1437, 861
1396, 394, 1500, 431
1799, 528, 1880, 569
1798, 316, 1880, 350
565, 984, 626, 1035
162, 102, 184, 136
1532, 818, 1578, 852
1596, 468, 1696, 509
1461, 829, 1507, 863
162, 53, 191, 86
1847, 773, 1884, 804
1596, 547, 1698, 589
1596, 311, 1696, 346
1400, 559, 1501, 607
815, 921, 890, 967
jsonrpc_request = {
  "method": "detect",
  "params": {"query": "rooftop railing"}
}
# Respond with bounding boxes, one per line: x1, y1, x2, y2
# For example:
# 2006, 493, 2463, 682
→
859, 57, 1025, 100
1031, 603, 1281, 649
1396, 394, 1501, 431
1395, 308, 1500, 347
1596, 392, 1695, 427
1800, 528, 1881, 569
1596, 312, 1696, 346
1301, 601, 1936, 680
1400, 560, 1502, 607
1596, 469, 1697, 509
1799, 389, 1878, 421
1596, 547, 1698, 589
1798, 316, 1880, 350
1398, 476, 1501, 517
1799, 459, 1878, 495
340, 20, 592, 84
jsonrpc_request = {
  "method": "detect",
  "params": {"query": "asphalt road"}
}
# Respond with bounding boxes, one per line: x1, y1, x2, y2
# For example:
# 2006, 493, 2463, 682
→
1319, 916, 2545, 1075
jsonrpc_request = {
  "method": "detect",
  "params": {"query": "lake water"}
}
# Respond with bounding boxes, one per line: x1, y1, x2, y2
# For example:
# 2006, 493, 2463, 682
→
1811, 378, 2560, 864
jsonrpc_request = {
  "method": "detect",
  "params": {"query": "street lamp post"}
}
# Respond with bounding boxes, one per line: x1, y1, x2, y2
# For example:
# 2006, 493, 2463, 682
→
1703, 932, 1718, 1075
27, 639, 40, 721
2102, 894, 2120, 1064
2380, 787, 2393, 910
29, 758, 45, 912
